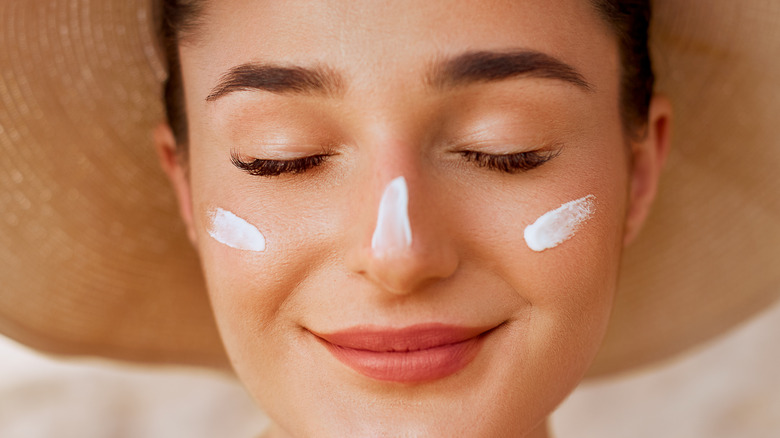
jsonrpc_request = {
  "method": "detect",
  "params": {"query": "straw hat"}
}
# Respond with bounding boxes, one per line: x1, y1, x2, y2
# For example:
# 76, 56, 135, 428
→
1, 0, 778, 377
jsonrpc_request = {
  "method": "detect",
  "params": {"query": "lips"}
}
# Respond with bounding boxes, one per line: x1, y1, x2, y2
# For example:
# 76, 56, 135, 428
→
310, 323, 493, 383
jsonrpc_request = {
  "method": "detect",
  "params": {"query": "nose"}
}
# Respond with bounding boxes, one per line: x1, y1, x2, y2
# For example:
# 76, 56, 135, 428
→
346, 171, 459, 295
371, 176, 413, 258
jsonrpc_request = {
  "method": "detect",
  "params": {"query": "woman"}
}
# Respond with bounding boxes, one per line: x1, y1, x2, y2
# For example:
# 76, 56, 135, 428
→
1, 0, 778, 437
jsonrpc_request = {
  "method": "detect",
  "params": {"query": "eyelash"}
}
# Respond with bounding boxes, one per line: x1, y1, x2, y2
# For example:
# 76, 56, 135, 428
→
231, 148, 559, 177
230, 152, 330, 177
459, 149, 559, 174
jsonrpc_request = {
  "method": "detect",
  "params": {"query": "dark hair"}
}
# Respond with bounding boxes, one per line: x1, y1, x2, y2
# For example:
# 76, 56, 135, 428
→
159, 0, 203, 160
590, 0, 655, 139
159, 0, 654, 153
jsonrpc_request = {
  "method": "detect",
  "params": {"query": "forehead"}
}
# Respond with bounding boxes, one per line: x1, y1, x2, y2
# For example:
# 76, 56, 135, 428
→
182, 0, 618, 98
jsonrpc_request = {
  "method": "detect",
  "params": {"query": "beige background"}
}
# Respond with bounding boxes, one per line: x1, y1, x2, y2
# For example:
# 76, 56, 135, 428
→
2, 301, 779, 438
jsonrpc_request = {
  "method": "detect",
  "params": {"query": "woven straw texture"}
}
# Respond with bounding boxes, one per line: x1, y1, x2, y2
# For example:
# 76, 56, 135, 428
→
0, 0, 778, 376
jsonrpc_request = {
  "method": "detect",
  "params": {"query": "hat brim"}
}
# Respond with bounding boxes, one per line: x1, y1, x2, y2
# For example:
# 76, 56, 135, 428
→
1, 0, 778, 376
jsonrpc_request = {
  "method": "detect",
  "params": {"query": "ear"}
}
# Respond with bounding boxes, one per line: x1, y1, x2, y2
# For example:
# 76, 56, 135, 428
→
623, 95, 673, 246
153, 123, 198, 247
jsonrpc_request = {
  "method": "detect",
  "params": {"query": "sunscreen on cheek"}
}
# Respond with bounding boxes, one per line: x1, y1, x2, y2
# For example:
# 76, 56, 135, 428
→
207, 207, 266, 252
371, 176, 413, 257
524, 195, 595, 252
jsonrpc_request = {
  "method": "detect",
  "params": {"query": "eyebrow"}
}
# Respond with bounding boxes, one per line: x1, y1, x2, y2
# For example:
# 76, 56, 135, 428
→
206, 49, 591, 102
428, 50, 592, 91
206, 63, 343, 101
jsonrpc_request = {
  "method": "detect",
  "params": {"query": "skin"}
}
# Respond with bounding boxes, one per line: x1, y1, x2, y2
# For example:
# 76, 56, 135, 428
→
154, 0, 671, 436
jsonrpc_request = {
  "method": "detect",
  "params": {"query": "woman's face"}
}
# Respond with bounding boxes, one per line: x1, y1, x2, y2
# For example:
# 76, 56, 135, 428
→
170, 0, 644, 436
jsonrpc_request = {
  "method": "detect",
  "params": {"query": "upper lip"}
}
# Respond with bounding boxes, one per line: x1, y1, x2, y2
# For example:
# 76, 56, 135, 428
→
309, 323, 496, 352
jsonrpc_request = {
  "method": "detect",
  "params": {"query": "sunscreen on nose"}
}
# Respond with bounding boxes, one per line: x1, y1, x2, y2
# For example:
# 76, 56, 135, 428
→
371, 176, 413, 257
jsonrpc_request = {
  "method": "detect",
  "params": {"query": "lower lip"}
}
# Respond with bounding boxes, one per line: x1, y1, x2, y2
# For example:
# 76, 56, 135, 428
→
314, 328, 488, 383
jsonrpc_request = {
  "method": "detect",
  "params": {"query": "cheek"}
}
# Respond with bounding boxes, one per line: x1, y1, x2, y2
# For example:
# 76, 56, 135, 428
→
457, 151, 628, 363
189, 181, 347, 372
196, 219, 299, 366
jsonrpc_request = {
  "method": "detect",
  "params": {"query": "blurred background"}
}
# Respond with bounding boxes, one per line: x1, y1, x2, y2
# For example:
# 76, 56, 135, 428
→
1, 301, 779, 438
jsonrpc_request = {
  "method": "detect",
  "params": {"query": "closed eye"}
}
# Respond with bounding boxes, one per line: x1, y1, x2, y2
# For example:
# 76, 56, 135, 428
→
460, 149, 560, 173
230, 148, 558, 176
230, 151, 330, 177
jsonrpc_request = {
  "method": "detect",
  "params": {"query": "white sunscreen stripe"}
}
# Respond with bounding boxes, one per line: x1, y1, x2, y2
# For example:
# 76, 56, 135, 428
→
208, 207, 266, 252
371, 176, 413, 256
524, 195, 596, 252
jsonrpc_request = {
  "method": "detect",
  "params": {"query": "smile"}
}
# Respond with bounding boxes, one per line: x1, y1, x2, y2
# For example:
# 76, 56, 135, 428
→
310, 323, 496, 383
